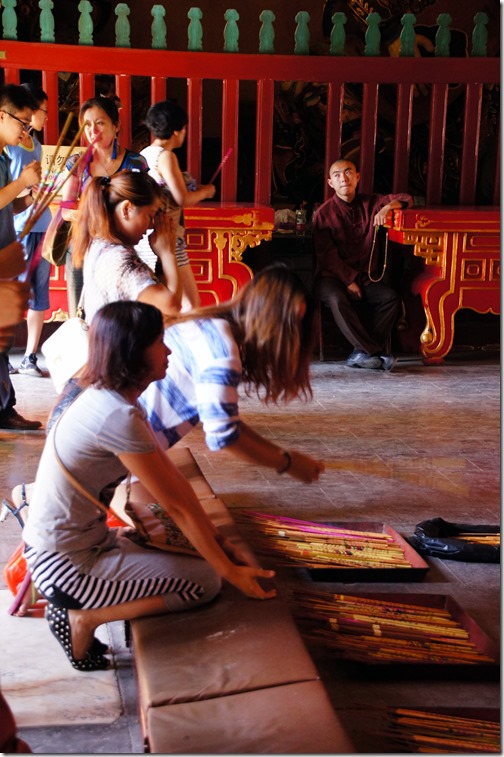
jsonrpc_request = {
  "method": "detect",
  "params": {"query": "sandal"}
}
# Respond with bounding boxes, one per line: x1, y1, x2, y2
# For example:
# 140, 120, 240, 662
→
46, 603, 110, 672
0, 493, 29, 529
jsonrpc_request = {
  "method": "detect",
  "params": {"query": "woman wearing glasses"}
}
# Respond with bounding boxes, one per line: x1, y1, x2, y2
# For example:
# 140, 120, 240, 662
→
6, 83, 51, 378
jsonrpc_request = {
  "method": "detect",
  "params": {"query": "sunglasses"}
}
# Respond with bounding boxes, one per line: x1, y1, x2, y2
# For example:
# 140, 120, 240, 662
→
1, 110, 33, 132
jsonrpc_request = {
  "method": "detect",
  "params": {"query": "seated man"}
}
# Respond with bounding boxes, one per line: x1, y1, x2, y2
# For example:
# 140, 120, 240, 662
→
312, 158, 412, 371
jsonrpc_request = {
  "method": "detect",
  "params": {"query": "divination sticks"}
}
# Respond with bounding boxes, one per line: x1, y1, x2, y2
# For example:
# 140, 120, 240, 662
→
293, 590, 496, 665
238, 511, 412, 569
385, 707, 500, 753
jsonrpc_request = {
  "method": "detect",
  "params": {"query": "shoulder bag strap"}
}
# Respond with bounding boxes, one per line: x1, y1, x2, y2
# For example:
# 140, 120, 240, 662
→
51, 412, 130, 518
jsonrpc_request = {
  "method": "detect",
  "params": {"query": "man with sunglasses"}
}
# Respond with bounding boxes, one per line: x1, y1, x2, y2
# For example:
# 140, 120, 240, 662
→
0, 83, 43, 430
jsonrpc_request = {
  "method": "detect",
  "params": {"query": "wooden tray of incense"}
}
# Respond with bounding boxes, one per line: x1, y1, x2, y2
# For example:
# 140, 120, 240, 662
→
238, 513, 429, 581
293, 590, 500, 675
384, 706, 500, 752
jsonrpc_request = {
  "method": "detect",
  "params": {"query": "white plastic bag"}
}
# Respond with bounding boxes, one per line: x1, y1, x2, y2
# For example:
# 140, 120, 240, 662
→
41, 317, 89, 394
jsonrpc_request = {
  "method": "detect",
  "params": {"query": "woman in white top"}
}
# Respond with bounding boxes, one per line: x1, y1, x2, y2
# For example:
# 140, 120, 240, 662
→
71, 170, 181, 321
23, 301, 275, 672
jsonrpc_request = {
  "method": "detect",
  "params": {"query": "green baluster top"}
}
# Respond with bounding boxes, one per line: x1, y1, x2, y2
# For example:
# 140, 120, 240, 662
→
115, 2, 131, 47
188, 7, 203, 51
151, 4, 167, 49
259, 9, 275, 54
223, 9, 239, 52
472, 11, 488, 57
39, 0, 55, 43
329, 12, 346, 55
2, 0, 18, 40
294, 11, 310, 55
364, 12, 381, 56
399, 12, 416, 56
435, 13, 451, 57
78, 0, 94, 46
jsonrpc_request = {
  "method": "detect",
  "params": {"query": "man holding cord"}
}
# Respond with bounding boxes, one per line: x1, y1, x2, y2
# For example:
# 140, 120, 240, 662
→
312, 158, 412, 371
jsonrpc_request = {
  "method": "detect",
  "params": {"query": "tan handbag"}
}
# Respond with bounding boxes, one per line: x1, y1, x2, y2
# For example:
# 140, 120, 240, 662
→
52, 420, 200, 557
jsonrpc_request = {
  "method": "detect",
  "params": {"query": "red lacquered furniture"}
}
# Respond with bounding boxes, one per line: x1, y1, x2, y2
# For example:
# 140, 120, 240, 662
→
387, 207, 500, 363
179, 203, 274, 304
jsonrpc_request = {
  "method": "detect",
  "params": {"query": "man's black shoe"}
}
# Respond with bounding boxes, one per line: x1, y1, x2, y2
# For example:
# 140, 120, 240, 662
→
0, 410, 43, 430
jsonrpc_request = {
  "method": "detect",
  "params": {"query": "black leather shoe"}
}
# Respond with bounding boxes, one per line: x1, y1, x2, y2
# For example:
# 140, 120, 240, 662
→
0, 410, 43, 430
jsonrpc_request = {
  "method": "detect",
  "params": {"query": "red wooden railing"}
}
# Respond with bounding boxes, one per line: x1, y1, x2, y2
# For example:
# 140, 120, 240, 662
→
0, 40, 499, 206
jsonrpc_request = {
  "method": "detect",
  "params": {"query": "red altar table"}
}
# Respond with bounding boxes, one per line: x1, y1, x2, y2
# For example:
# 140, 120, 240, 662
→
184, 203, 274, 304
387, 207, 500, 364
46, 203, 274, 318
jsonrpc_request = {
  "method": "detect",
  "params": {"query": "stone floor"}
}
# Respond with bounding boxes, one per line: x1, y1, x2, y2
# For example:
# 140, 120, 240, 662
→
0, 346, 500, 754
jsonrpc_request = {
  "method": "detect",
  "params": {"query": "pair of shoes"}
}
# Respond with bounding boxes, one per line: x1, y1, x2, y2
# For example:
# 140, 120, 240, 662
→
46, 603, 110, 672
18, 353, 43, 377
7, 361, 17, 375
345, 349, 382, 370
0, 410, 42, 431
379, 354, 396, 372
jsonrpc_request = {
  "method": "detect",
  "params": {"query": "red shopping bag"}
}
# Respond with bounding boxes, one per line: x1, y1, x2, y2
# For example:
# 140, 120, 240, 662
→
3, 542, 27, 597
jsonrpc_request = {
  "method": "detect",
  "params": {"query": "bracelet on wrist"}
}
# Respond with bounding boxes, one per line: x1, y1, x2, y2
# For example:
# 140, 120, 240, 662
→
276, 450, 292, 475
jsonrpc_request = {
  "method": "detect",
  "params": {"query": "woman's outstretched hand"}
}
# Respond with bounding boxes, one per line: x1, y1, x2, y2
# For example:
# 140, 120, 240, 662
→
288, 450, 325, 483
226, 564, 277, 600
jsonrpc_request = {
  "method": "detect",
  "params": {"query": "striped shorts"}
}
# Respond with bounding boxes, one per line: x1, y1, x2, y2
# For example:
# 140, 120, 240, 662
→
24, 534, 221, 612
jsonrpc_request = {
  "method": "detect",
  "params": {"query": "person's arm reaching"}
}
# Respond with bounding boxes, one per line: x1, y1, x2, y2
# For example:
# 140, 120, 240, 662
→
220, 420, 325, 483
118, 445, 277, 600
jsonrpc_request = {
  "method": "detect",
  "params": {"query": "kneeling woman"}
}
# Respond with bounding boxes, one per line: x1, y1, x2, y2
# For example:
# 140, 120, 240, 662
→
22, 301, 275, 672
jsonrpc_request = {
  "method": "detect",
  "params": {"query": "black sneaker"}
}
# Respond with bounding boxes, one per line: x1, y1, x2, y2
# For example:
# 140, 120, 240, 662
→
18, 353, 43, 377
8, 361, 17, 375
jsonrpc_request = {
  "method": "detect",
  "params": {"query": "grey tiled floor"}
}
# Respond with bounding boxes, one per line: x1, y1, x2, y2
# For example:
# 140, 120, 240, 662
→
0, 348, 500, 753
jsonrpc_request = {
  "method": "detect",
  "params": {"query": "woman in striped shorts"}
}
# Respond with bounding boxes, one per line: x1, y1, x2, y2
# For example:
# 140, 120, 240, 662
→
22, 301, 276, 672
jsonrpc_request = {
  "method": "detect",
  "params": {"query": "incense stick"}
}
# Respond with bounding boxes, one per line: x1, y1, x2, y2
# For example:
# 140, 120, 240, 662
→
209, 147, 233, 183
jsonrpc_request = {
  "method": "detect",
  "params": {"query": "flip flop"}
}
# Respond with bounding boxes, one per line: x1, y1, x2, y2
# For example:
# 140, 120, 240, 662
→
46, 603, 109, 672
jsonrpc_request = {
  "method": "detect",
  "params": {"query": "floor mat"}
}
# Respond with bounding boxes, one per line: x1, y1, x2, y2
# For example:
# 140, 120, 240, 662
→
0, 590, 122, 727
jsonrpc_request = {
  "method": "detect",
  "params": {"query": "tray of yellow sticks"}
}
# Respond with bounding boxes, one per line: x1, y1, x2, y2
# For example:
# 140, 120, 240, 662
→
384, 706, 500, 753
238, 512, 429, 581
292, 590, 500, 675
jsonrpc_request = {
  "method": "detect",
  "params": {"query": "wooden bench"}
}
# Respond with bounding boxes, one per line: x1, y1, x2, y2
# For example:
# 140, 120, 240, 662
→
129, 446, 355, 754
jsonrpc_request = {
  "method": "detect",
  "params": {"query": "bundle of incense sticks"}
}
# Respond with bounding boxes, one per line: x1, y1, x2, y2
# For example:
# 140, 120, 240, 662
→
292, 590, 496, 665
453, 532, 500, 546
20, 115, 90, 241
237, 511, 412, 569
385, 707, 500, 753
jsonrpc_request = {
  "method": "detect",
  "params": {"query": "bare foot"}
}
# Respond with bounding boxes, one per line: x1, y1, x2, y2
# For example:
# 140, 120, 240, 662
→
67, 609, 96, 660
